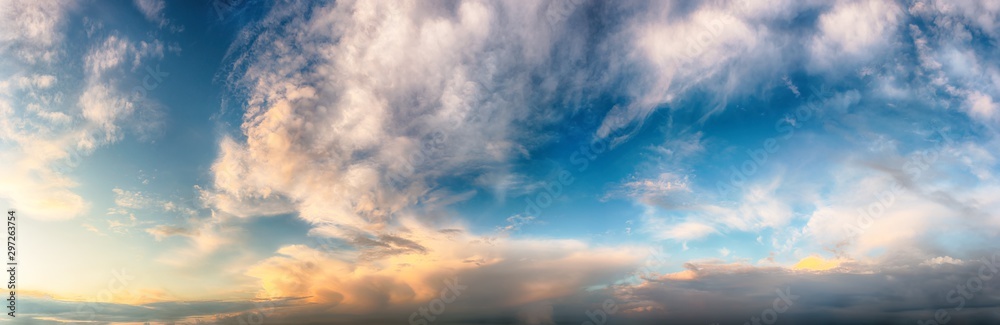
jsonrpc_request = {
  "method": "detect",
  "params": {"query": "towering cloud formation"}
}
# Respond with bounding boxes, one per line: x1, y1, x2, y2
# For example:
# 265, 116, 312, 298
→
211, 0, 591, 236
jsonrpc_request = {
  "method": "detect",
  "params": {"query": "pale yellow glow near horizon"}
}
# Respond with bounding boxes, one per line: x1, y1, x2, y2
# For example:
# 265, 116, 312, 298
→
18, 213, 259, 305
792, 255, 841, 271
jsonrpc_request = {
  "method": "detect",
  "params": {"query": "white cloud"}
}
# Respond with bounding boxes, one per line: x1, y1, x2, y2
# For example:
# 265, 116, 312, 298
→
608, 173, 693, 210
598, 1, 765, 141
910, 0, 1000, 38
497, 215, 537, 235
920, 256, 963, 266
0, 0, 73, 63
82, 223, 104, 235
0, 5, 169, 220
658, 221, 718, 241
965, 91, 998, 122
151, 210, 239, 268
808, 0, 904, 73
132, 0, 166, 26
208, 0, 591, 239
146, 224, 196, 241
0, 2, 85, 220
112, 188, 152, 209
245, 218, 645, 316
793, 139, 1000, 261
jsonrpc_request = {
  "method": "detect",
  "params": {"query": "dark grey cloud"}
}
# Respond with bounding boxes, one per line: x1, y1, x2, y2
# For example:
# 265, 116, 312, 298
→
24, 255, 1000, 324
16, 296, 303, 324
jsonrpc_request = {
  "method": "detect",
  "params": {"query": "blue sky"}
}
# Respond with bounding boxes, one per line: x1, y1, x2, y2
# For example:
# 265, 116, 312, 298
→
2, 0, 1000, 324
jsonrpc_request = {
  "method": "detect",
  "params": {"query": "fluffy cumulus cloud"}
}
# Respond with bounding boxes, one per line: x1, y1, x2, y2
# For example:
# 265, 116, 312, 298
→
244, 219, 645, 322
808, 0, 905, 73
210, 0, 590, 234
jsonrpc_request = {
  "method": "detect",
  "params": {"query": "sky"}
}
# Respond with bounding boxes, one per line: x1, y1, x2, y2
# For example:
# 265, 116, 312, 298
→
1, 0, 1000, 324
